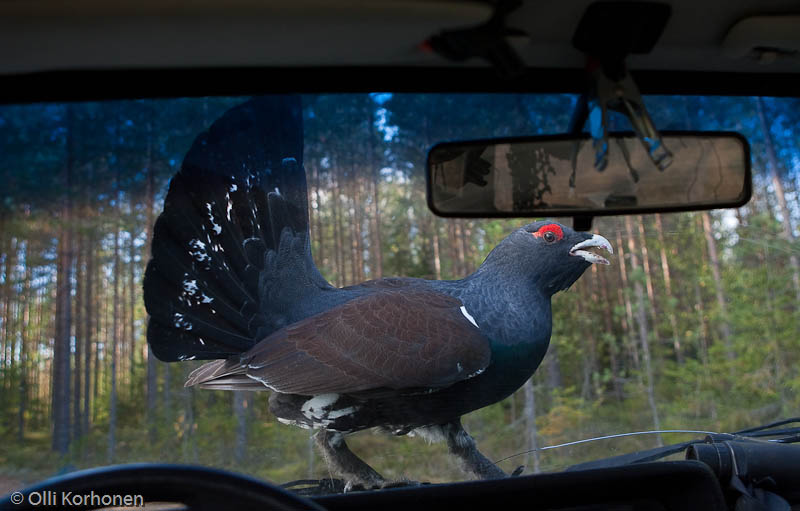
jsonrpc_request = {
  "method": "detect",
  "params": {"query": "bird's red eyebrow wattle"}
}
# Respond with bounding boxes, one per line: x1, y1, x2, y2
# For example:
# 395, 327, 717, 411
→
532, 224, 564, 240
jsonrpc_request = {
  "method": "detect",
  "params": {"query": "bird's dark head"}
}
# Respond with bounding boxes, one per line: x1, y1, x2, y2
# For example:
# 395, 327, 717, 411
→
479, 220, 613, 296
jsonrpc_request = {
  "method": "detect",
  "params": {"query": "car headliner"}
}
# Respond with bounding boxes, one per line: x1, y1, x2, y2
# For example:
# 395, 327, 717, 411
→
1, 0, 798, 101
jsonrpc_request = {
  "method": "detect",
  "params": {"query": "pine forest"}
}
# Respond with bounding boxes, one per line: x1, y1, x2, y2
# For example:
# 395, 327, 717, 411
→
0, 94, 799, 487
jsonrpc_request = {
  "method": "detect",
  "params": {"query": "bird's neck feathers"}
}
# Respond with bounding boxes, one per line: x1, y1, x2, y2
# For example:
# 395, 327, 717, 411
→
465, 238, 559, 298
443, 242, 552, 349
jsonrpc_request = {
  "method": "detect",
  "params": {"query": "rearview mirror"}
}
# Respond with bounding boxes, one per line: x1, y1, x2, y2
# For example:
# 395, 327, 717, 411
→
426, 132, 751, 220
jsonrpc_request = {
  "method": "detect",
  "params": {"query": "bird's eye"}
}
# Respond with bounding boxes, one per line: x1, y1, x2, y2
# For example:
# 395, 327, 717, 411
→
532, 224, 563, 242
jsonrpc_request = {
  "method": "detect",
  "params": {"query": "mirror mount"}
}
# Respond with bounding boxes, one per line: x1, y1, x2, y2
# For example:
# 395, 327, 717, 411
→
568, 96, 597, 231
569, 2, 672, 229
573, 215, 593, 232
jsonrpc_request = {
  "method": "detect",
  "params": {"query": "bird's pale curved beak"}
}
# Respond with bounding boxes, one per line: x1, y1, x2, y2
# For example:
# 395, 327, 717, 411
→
570, 234, 613, 265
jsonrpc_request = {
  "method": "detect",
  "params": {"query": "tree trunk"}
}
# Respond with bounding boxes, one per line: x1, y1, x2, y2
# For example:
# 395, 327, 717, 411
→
624, 217, 662, 445
35, 285, 45, 426
701, 212, 734, 360
18, 243, 32, 442
7, 270, 19, 427
460, 221, 474, 273
307, 431, 316, 479
615, 223, 640, 371
693, 279, 710, 365
94, 265, 105, 427
52, 196, 72, 454
348, 177, 358, 283
182, 382, 198, 462
693, 278, 717, 420
73, 232, 83, 441
312, 163, 327, 275
580, 270, 599, 401
755, 97, 800, 303
108, 167, 121, 463
545, 343, 563, 392
163, 363, 172, 420
523, 378, 540, 473
0, 217, 6, 384
369, 165, 383, 279
331, 166, 344, 286
1, 235, 17, 415
83, 235, 94, 437
93, 274, 101, 425
120, 244, 129, 389
233, 391, 248, 464
128, 201, 137, 397
654, 214, 683, 364
598, 264, 623, 401
52, 104, 74, 455
367, 104, 383, 280
349, 174, 364, 282
446, 221, 459, 277
636, 217, 657, 326
145, 124, 158, 434
453, 221, 466, 277
432, 218, 442, 280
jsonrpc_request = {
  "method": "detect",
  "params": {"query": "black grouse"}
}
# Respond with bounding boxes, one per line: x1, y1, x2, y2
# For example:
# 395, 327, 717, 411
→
143, 95, 613, 487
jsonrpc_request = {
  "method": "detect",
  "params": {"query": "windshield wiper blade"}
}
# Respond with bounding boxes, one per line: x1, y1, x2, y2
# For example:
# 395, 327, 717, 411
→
739, 427, 800, 440
566, 440, 696, 471
564, 418, 800, 472
734, 416, 800, 435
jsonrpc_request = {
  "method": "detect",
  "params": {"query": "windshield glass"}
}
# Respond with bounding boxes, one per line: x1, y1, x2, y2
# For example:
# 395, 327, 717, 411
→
0, 94, 798, 493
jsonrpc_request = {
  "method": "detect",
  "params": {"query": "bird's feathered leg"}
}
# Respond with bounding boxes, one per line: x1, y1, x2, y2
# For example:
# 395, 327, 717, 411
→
314, 429, 386, 490
443, 419, 506, 480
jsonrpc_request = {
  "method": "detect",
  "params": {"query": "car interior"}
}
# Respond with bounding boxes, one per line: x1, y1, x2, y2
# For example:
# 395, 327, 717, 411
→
1, 1, 799, 510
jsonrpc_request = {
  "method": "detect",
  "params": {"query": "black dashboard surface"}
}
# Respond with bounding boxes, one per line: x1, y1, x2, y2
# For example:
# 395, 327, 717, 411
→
0, 460, 732, 510
313, 461, 727, 511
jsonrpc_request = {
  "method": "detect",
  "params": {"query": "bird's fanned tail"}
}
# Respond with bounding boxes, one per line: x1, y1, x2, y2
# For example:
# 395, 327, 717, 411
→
143, 96, 332, 362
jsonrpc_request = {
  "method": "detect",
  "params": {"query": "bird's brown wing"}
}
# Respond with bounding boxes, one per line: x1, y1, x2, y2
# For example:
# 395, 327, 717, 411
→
186, 288, 491, 395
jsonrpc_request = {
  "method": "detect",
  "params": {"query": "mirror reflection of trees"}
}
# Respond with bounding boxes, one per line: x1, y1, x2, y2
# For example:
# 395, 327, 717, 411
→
434, 135, 748, 213
508, 145, 556, 209
0, 94, 799, 485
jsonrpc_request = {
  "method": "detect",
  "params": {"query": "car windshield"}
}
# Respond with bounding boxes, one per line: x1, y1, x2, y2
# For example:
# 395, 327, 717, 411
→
0, 93, 798, 493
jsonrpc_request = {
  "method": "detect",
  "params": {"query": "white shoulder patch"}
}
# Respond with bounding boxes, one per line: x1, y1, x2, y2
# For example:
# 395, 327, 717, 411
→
460, 306, 479, 328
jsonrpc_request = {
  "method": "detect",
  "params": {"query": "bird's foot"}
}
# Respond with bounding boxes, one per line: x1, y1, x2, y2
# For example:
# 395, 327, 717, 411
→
443, 419, 509, 480
314, 429, 388, 490
511, 465, 525, 477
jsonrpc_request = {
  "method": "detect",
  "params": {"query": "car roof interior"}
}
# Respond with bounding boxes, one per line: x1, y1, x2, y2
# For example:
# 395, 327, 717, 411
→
2, 0, 799, 101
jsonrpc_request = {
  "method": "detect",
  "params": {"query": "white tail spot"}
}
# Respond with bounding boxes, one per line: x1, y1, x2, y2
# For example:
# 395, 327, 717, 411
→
301, 393, 339, 420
